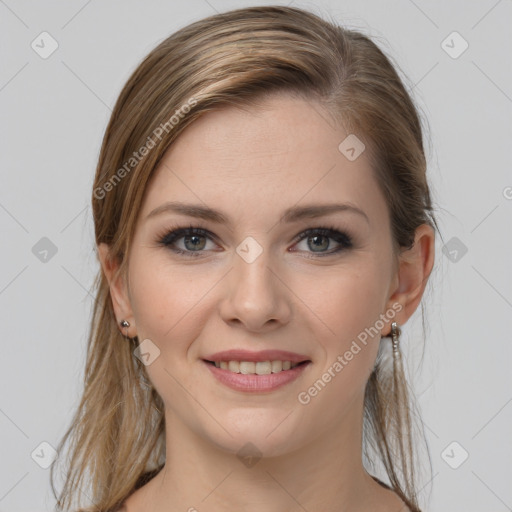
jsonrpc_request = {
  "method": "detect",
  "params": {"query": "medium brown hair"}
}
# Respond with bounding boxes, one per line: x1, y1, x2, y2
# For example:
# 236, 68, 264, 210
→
51, 5, 440, 511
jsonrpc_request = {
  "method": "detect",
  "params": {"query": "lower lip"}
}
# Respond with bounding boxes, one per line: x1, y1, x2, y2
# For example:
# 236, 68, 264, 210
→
203, 360, 311, 392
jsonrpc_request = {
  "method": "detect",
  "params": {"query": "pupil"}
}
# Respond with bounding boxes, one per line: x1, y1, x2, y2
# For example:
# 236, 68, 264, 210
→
185, 235, 206, 251
309, 235, 328, 252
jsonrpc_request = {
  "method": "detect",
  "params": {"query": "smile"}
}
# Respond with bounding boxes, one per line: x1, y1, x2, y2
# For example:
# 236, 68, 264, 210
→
205, 360, 308, 374
202, 359, 312, 392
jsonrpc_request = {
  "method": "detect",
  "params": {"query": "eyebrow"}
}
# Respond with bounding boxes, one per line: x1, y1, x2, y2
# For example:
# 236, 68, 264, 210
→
146, 201, 369, 225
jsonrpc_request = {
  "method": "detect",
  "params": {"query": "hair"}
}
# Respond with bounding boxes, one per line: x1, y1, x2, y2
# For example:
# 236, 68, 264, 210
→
51, 5, 441, 512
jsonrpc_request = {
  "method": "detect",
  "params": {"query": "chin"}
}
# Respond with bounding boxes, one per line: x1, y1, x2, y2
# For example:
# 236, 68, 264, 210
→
201, 411, 306, 459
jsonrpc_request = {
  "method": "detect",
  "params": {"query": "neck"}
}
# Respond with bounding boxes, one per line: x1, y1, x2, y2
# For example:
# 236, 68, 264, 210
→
141, 391, 386, 512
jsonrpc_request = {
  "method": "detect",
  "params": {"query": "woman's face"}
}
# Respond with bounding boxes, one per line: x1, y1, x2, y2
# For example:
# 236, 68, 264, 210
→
105, 94, 409, 457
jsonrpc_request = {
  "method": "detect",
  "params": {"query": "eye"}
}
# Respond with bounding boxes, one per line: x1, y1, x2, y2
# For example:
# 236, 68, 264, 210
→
156, 225, 219, 257
291, 226, 353, 257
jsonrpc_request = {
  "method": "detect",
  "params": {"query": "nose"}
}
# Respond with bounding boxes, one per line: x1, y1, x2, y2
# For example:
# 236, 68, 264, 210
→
219, 246, 292, 333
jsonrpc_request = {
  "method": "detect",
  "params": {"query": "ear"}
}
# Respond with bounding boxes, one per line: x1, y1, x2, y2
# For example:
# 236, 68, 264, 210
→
97, 243, 136, 337
383, 224, 435, 335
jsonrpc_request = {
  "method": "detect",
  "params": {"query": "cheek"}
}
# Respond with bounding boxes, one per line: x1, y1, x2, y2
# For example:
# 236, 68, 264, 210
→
293, 258, 389, 400
292, 269, 386, 427
128, 257, 221, 352
127, 260, 216, 410
295, 261, 387, 342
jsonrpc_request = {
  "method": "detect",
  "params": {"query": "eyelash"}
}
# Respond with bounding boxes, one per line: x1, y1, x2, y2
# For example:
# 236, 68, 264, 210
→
155, 223, 354, 258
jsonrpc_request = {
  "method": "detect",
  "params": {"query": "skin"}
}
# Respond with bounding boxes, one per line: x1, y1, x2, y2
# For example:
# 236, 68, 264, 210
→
99, 93, 434, 512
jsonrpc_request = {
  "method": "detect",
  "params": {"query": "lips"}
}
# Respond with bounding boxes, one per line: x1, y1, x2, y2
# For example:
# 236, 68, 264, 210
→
202, 349, 311, 364
203, 358, 312, 392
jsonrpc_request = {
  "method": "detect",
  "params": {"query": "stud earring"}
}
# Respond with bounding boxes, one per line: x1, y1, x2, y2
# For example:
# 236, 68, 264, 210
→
120, 320, 130, 328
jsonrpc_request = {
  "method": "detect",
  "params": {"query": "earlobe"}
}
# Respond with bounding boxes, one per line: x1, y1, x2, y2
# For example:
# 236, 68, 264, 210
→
384, 224, 435, 332
97, 243, 134, 330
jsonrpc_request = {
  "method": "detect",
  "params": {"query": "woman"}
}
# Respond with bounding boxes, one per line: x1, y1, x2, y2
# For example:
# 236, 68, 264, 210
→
51, 5, 438, 512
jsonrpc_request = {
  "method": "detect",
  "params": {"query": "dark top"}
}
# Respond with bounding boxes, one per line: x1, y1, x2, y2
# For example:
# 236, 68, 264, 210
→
116, 473, 408, 511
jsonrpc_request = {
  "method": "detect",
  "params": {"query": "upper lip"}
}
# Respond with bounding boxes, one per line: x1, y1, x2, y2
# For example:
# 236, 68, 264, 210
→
203, 349, 311, 363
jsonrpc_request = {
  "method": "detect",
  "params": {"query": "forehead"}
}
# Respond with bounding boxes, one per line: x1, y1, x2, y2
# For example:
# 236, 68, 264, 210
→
139, 95, 387, 228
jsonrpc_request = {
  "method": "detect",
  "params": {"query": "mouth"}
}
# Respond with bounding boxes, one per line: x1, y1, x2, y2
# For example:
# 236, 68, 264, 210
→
202, 359, 311, 375
202, 357, 312, 392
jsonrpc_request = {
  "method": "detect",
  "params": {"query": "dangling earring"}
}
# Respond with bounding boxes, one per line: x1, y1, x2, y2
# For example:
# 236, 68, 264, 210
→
375, 321, 401, 370
389, 321, 407, 402
373, 321, 403, 398
390, 321, 401, 359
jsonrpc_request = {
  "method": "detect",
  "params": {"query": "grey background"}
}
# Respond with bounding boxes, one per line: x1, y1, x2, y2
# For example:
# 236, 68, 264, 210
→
1, 0, 511, 510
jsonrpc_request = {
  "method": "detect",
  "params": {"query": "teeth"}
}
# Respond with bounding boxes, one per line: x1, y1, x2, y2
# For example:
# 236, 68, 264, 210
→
228, 361, 239, 373
271, 360, 282, 373
211, 360, 301, 374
